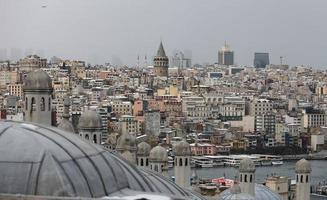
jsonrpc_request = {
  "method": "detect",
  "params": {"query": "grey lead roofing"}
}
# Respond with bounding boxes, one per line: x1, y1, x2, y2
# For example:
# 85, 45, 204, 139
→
0, 120, 205, 199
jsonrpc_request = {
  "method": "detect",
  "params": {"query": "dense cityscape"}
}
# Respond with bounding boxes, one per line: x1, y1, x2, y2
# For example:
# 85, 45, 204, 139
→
0, 41, 326, 200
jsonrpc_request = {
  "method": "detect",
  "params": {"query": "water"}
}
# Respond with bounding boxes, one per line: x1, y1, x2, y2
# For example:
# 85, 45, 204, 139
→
169, 160, 327, 185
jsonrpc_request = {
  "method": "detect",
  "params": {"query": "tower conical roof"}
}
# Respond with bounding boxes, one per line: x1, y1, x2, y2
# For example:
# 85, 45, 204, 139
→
156, 42, 166, 57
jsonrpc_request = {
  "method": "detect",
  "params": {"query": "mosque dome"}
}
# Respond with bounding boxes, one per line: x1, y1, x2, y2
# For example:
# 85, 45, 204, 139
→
137, 142, 151, 157
295, 158, 311, 173
0, 121, 205, 199
219, 184, 255, 200
219, 184, 282, 200
23, 70, 52, 91
239, 158, 256, 173
149, 145, 168, 162
78, 110, 102, 130
173, 140, 191, 156
116, 132, 136, 152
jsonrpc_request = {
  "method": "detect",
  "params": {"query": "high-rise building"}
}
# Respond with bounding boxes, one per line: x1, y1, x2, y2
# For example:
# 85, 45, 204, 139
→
254, 52, 270, 68
153, 42, 169, 77
218, 43, 234, 66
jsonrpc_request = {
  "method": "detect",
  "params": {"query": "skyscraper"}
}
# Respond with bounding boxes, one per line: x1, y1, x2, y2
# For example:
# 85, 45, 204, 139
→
218, 43, 234, 66
254, 52, 270, 68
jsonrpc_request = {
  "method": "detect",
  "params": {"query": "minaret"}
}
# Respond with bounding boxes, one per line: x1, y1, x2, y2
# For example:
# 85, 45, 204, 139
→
295, 158, 311, 200
137, 141, 151, 168
149, 145, 169, 178
78, 110, 102, 144
23, 70, 53, 126
239, 158, 256, 196
173, 141, 191, 188
116, 132, 137, 164
58, 94, 75, 133
153, 42, 169, 77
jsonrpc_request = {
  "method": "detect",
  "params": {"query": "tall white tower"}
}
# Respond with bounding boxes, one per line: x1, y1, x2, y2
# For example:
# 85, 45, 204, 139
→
78, 110, 102, 144
116, 132, 137, 164
149, 145, 169, 178
173, 141, 191, 188
295, 158, 311, 200
23, 70, 53, 126
239, 158, 256, 196
137, 142, 151, 168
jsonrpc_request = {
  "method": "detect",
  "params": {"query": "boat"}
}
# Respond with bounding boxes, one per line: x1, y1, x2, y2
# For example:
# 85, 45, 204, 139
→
260, 159, 272, 166
192, 156, 214, 168
272, 161, 283, 165
204, 156, 227, 167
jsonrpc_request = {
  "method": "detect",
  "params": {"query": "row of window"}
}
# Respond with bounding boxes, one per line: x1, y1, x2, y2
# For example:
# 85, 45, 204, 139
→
25, 97, 51, 112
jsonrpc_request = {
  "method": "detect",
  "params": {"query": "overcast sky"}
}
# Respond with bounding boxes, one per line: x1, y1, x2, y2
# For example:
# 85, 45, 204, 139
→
1, 0, 327, 67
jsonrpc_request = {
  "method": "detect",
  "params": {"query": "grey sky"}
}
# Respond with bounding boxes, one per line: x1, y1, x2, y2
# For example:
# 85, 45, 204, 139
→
1, 0, 327, 67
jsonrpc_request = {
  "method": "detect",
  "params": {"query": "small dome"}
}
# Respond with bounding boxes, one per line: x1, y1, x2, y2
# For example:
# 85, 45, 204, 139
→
149, 145, 168, 162
116, 132, 136, 152
23, 70, 52, 91
137, 142, 151, 156
173, 141, 191, 156
78, 110, 102, 130
239, 158, 256, 173
121, 151, 134, 163
219, 184, 282, 200
295, 158, 311, 173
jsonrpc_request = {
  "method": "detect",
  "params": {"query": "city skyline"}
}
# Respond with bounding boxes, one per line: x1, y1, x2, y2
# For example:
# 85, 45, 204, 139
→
1, 0, 327, 67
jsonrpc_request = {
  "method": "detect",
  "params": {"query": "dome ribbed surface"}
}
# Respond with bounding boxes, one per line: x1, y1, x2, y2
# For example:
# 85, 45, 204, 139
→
0, 121, 205, 199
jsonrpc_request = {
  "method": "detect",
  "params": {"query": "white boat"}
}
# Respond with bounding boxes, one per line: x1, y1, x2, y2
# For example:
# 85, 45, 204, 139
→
260, 159, 272, 166
272, 161, 283, 165
205, 156, 227, 167
192, 156, 214, 168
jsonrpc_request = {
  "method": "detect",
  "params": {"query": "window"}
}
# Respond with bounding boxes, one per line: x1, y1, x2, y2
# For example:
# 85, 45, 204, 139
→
300, 175, 303, 183
40, 97, 45, 111
146, 158, 149, 166
48, 97, 51, 111
93, 134, 97, 143
306, 175, 309, 183
185, 158, 188, 166
25, 97, 28, 111
31, 97, 36, 112
85, 134, 89, 140
250, 175, 252, 182
240, 174, 242, 182
179, 158, 183, 166
140, 158, 144, 166
245, 174, 247, 182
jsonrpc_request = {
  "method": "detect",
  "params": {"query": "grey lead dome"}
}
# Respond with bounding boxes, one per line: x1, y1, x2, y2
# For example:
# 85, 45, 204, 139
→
149, 145, 168, 162
173, 140, 191, 156
78, 110, 102, 130
0, 121, 205, 199
295, 158, 311, 173
239, 158, 256, 173
23, 70, 53, 91
137, 141, 151, 156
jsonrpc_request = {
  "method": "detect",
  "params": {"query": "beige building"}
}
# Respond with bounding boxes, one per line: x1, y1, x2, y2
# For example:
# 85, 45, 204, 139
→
18, 55, 47, 71
265, 176, 289, 200
7, 83, 23, 98
302, 108, 326, 129
119, 115, 141, 135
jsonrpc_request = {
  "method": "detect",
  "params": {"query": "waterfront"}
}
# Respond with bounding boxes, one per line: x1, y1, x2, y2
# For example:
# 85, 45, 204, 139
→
169, 160, 327, 185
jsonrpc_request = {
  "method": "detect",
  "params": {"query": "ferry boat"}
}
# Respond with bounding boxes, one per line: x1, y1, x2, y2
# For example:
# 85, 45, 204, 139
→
272, 161, 283, 165
204, 156, 227, 167
192, 156, 214, 168
223, 155, 260, 167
